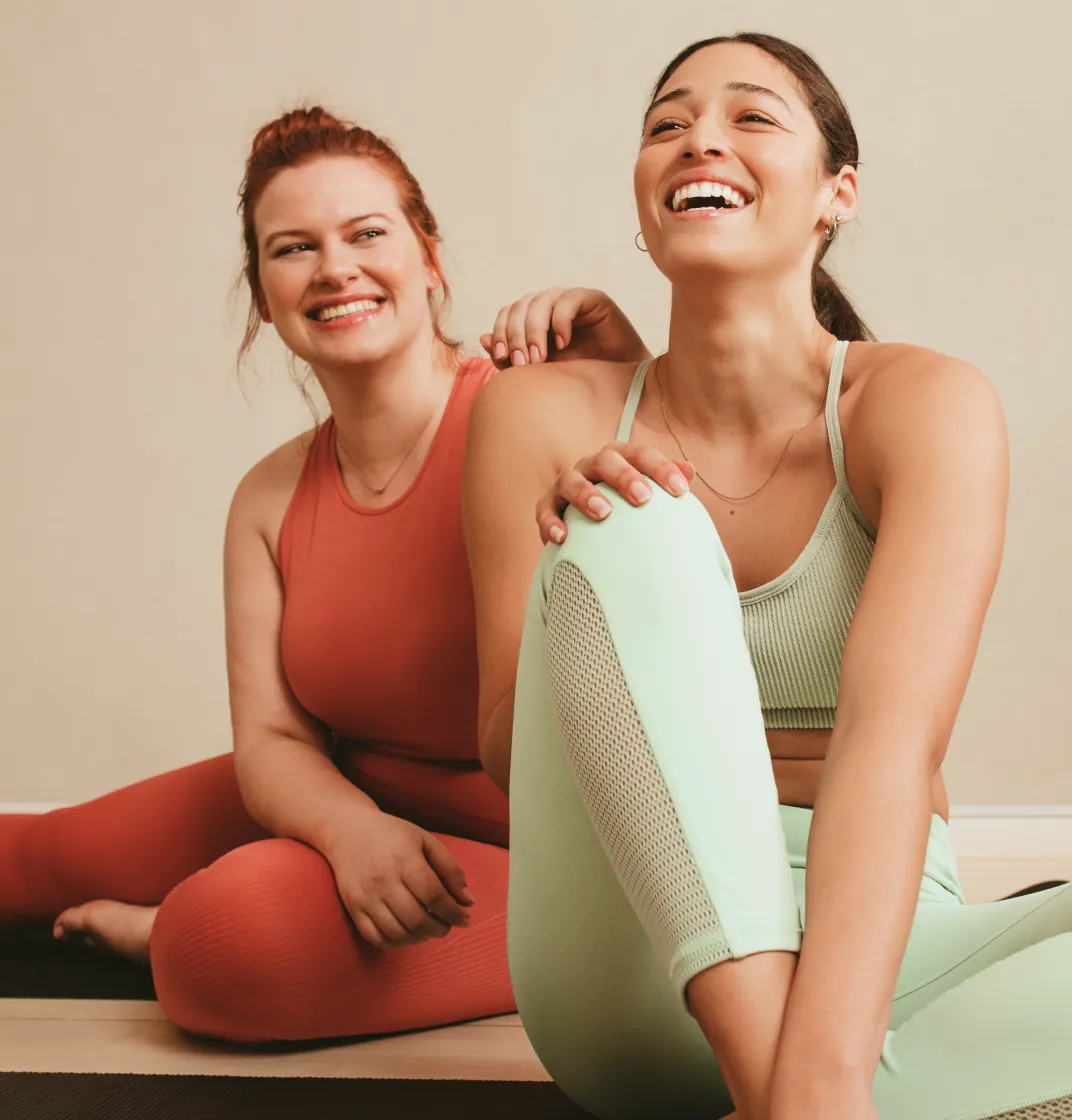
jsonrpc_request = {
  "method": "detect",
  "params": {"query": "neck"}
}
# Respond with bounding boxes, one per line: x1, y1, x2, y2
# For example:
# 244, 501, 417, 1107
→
313, 326, 455, 469
661, 266, 834, 437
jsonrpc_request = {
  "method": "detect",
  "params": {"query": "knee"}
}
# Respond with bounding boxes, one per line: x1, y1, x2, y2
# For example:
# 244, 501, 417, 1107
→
151, 839, 348, 1042
553, 486, 735, 609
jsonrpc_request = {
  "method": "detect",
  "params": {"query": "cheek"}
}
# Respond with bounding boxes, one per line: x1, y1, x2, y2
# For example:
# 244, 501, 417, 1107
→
633, 153, 664, 222
259, 263, 306, 318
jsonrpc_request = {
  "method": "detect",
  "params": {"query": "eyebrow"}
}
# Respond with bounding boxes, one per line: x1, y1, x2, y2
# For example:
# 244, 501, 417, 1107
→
724, 81, 792, 112
644, 80, 792, 122
263, 212, 391, 249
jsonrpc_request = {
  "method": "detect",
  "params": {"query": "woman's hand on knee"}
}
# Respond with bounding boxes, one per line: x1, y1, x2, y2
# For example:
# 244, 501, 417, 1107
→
327, 812, 475, 950
480, 288, 648, 369
536, 442, 694, 544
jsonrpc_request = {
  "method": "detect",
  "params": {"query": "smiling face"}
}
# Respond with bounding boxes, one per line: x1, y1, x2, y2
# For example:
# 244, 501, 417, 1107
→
635, 41, 858, 285
253, 155, 440, 372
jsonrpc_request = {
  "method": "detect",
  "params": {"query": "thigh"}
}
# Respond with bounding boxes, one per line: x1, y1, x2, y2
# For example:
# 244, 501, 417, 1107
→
875, 933, 1072, 1119
152, 833, 513, 1043
892, 883, 1072, 1026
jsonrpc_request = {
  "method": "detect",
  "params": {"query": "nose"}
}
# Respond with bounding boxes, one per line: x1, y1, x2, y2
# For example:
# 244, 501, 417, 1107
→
680, 112, 728, 161
315, 237, 361, 286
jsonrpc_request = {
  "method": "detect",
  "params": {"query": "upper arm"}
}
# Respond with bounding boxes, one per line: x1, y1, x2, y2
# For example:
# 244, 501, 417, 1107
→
461, 370, 572, 755
836, 354, 1008, 760
224, 459, 328, 763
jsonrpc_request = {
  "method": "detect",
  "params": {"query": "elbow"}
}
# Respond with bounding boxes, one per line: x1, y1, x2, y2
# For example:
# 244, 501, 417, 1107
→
479, 737, 511, 797
477, 691, 515, 797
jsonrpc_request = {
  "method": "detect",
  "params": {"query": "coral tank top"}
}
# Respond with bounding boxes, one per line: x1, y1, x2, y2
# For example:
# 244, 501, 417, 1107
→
278, 357, 507, 845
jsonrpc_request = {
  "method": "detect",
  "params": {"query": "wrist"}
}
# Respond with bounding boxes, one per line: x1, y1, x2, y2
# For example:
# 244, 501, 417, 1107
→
315, 798, 384, 863
771, 1049, 872, 1110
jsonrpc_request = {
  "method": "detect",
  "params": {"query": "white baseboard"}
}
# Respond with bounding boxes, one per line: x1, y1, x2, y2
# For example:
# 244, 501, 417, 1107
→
3, 803, 1072, 862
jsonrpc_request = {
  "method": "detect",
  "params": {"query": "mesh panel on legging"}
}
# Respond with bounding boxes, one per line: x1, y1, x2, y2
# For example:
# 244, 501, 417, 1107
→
545, 561, 732, 981
985, 1098, 1072, 1119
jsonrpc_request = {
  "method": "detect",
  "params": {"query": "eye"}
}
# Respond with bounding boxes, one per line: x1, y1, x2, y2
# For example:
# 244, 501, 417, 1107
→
739, 111, 776, 125
649, 117, 687, 137
353, 227, 385, 242
274, 242, 314, 258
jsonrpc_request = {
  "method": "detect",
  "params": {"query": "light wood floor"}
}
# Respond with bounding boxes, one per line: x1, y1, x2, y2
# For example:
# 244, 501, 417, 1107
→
1, 857, 1067, 1081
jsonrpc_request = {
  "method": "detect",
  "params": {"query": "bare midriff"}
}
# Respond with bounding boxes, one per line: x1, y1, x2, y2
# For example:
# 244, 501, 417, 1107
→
769, 728, 950, 820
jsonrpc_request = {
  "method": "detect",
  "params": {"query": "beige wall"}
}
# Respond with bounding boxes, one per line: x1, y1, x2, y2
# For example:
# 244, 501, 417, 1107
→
1, 0, 1069, 804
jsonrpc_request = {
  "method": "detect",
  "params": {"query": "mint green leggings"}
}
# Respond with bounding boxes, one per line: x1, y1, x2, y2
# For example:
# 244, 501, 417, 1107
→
509, 484, 1072, 1120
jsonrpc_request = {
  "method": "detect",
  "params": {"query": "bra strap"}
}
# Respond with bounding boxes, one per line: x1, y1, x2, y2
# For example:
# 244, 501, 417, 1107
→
616, 359, 651, 442
824, 340, 877, 537
824, 340, 851, 490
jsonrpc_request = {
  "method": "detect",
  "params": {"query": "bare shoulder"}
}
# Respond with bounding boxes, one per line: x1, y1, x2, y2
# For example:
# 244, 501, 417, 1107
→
842, 343, 1006, 511
472, 359, 639, 472
228, 429, 318, 557
846, 341, 1003, 430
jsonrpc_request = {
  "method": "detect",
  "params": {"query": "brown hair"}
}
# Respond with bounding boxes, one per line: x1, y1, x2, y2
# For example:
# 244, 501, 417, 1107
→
236, 106, 461, 375
650, 33, 875, 342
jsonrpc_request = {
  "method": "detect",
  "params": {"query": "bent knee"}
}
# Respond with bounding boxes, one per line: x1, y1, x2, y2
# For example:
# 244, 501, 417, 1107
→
151, 839, 352, 1042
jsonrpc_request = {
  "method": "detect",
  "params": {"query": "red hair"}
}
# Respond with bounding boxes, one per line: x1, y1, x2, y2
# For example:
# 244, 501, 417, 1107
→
237, 106, 461, 365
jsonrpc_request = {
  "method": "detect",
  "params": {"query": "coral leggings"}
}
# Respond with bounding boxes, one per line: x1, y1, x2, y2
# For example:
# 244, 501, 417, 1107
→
0, 754, 514, 1042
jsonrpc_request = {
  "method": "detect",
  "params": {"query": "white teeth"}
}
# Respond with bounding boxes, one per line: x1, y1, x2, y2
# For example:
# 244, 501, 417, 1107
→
670, 181, 750, 212
315, 299, 380, 321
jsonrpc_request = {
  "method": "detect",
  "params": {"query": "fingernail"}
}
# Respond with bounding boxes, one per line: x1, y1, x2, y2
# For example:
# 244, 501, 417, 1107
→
529, 345, 541, 364
555, 334, 565, 351
668, 471, 688, 495
494, 341, 507, 360
462, 887, 475, 904
512, 349, 526, 366
629, 480, 651, 504
549, 524, 565, 544
589, 495, 612, 519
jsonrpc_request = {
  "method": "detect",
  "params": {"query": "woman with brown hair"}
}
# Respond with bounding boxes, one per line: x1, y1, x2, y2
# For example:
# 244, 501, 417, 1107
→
467, 32, 1072, 1120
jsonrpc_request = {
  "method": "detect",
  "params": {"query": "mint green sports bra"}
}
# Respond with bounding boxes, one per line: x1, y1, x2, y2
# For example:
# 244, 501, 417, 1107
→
616, 340, 876, 730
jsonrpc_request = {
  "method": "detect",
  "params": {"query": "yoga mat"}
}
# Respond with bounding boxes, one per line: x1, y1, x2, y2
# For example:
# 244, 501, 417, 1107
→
0, 1072, 596, 1119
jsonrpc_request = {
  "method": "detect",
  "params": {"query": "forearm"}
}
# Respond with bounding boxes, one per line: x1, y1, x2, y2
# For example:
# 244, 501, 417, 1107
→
774, 726, 935, 1091
479, 692, 515, 796
234, 735, 381, 860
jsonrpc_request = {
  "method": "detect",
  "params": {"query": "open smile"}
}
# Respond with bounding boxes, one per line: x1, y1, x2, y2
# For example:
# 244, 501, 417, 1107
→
664, 179, 754, 215
305, 297, 386, 329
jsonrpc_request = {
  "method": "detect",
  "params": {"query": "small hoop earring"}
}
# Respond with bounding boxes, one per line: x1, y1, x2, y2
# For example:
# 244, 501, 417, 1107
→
635, 231, 649, 253
825, 214, 843, 242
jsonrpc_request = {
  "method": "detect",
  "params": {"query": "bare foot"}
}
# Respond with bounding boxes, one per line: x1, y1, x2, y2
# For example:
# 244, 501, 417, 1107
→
53, 901, 157, 963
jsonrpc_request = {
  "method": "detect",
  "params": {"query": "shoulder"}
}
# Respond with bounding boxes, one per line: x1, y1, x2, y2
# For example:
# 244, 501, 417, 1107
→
470, 358, 638, 458
847, 342, 1002, 430
228, 428, 319, 545
844, 341, 1006, 496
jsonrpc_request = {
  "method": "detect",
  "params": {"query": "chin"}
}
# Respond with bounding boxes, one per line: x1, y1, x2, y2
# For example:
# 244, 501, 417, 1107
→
657, 243, 756, 285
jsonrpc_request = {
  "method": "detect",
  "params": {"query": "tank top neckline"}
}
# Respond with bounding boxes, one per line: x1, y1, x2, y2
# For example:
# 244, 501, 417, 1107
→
326, 359, 476, 517
615, 341, 875, 603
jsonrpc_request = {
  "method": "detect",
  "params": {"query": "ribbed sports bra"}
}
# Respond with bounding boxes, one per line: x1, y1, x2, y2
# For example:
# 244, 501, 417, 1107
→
616, 340, 877, 730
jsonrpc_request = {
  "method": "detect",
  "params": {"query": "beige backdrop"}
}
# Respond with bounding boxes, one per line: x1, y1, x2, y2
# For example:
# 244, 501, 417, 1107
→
1, 0, 1069, 804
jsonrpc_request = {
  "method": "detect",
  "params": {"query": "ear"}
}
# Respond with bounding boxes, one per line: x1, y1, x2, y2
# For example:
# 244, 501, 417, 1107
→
826, 165, 860, 228
258, 300, 273, 325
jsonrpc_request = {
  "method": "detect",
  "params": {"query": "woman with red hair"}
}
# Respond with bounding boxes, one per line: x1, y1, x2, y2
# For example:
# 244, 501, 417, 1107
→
0, 107, 646, 1042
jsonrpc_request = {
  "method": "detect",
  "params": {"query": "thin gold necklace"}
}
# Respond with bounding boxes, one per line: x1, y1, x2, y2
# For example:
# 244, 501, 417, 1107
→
335, 398, 444, 498
652, 353, 825, 504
